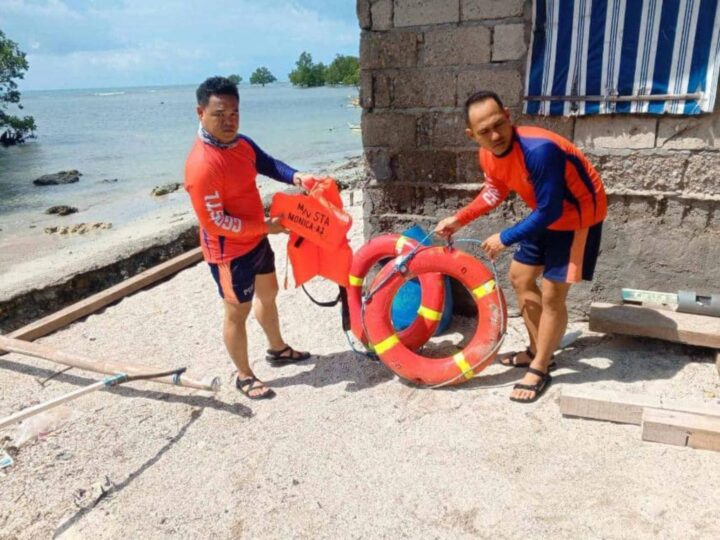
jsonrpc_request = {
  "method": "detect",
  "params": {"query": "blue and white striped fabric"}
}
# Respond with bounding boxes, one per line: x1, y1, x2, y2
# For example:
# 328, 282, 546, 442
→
524, 0, 720, 115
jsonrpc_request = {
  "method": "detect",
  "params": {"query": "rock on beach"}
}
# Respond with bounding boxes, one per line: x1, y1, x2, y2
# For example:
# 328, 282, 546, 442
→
45, 205, 79, 216
33, 170, 82, 186
44, 222, 112, 235
151, 183, 182, 196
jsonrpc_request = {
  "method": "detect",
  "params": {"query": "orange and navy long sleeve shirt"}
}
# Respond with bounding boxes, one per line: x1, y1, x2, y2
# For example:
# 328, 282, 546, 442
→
184, 135, 296, 263
455, 126, 607, 246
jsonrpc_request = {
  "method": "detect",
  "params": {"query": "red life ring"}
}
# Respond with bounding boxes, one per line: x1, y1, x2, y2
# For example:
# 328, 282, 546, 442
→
363, 247, 506, 386
348, 234, 445, 351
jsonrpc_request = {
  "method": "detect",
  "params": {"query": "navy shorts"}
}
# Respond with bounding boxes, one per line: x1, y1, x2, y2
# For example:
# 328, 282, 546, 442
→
208, 238, 275, 304
513, 222, 603, 283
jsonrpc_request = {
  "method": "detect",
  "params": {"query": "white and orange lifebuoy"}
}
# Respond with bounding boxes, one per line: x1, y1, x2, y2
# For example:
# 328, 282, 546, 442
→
363, 246, 506, 386
348, 234, 445, 351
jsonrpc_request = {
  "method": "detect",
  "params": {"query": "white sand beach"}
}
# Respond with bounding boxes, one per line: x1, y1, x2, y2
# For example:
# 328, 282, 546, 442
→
1, 192, 719, 539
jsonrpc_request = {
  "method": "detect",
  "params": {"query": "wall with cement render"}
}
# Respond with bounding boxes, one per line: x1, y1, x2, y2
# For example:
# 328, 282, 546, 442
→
357, 0, 720, 316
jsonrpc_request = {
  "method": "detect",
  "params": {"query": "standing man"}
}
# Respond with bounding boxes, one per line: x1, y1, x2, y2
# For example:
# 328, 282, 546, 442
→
435, 91, 606, 403
185, 76, 314, 400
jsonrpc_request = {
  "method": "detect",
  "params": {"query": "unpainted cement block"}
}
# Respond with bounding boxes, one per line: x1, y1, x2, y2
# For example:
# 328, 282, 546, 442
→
393, 68, 457, 108
362, 111, 417, 148
423, 110, 473, 148
516, 114, 575, 141
360, 69, 373, 108
685, 153, 720, 196
461, 0, 525, 20
373, 72, 393, 108
391, 150, 458, 182
457, 67, 523, 107
365, 147, 392, 181
456, 150, 483, 183
358, 0, 372, 29
656, 115, 719, 150
371, 0, 393, 30
594, 153, 687, 192
574, 117, 657, 150
423, 25, 491, 66
360, 31, 418, 69
395, 0, 460, 27
492, 23, 526, 62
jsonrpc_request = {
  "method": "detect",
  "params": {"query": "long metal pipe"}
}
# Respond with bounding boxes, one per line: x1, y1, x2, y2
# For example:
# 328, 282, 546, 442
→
523, 93, 702, 102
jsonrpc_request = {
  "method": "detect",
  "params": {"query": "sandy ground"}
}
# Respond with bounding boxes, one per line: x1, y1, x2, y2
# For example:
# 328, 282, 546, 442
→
1, 193, 720, 540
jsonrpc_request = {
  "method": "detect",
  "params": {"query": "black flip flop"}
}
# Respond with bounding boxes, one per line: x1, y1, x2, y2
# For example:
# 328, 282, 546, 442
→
509, 367, 552, 404
266, 345, 311, 365
499, 347, 557, 371
236, 376, 276, 400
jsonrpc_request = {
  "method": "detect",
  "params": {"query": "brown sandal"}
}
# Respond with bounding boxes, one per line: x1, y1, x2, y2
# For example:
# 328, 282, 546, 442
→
266, 345, 311, 365
236, 376, 276, 400
509, 367, 552, 403
499, 347, 557, 371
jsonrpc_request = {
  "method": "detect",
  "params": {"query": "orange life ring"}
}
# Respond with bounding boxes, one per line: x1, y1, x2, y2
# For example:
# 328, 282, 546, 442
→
348, 234, 445, 351
363, 247, 506, 386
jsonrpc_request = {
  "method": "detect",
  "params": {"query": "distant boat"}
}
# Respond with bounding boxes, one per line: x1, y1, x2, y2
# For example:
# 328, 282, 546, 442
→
347, 122, 361, 131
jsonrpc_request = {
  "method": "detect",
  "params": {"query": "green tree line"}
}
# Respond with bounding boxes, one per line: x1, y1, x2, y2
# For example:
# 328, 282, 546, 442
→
231, 52, 359, 89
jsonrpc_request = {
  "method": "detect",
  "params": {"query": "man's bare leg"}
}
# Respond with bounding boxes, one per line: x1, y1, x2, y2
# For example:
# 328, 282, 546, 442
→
223, 299, 271, 398
503, 260, 544, 365
253, 272, 285, 351
253, 272, 308, 359
510, 278, 571, 401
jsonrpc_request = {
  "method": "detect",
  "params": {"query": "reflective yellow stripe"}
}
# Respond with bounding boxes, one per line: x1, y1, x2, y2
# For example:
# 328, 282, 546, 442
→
472, 279, 496, 299
453, 352, 475, 380
417, 305, 442, 321
395, 236, 409, 253
349, 275, 364, 287
373, 334, 400, 355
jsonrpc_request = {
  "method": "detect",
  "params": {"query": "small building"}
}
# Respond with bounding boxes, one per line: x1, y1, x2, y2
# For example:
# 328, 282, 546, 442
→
358, 0, 720, 314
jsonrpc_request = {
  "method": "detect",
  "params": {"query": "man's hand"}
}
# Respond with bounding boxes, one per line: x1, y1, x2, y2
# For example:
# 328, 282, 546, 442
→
434, 216, 462, 239
292, 172, 320, 192
265, 216, 288, 235
481, 233, 506, 260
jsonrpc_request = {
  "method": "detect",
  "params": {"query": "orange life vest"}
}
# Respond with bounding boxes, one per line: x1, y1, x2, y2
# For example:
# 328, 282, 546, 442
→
270, 178, 353, 288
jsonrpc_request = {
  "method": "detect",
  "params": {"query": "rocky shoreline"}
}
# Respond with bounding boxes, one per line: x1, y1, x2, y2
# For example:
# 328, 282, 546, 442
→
0, 155, 366, 334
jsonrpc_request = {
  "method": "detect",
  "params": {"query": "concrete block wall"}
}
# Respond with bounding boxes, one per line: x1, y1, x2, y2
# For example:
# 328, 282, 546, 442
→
357, 0, 720, 317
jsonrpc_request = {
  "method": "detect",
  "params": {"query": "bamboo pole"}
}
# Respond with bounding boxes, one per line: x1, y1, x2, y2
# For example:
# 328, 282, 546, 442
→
0, 336, 220, 392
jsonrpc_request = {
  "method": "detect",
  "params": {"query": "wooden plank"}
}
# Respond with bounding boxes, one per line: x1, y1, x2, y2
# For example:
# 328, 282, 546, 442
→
589, 302, 720, 349
560, 388, 660, 425
0, 335, 219, 392
7, 247, 202, 342
560, 388, 720, 425
642, 409, 720, 452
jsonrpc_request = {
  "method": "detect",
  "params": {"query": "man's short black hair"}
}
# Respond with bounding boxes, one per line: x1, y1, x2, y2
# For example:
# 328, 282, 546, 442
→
196, 76, 239, 106
464, 90, 505, 124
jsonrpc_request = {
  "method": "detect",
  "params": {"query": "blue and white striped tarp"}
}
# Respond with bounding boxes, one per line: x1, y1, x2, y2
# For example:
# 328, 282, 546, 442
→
524, 0, 720, 115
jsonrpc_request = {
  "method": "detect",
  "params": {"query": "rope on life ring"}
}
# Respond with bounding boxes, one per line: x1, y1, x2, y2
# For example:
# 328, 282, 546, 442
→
348, 233, 445, 351
363, 245, 506, 387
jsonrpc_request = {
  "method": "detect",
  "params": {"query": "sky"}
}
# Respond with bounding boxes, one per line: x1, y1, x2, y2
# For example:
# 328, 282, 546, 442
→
1, 0, 360, 90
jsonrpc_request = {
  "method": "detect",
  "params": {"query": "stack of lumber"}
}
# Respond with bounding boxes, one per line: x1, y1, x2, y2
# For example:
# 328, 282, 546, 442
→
589, 302, 720, 376
560, 388, 720, 452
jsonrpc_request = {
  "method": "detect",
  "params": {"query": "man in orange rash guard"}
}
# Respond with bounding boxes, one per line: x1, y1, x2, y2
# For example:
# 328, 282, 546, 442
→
185, 76, 316, 400
435, 90, 606, 403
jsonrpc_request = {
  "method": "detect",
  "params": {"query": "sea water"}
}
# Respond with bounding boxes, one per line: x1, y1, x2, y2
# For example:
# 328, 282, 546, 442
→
0, 83, 361, 280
